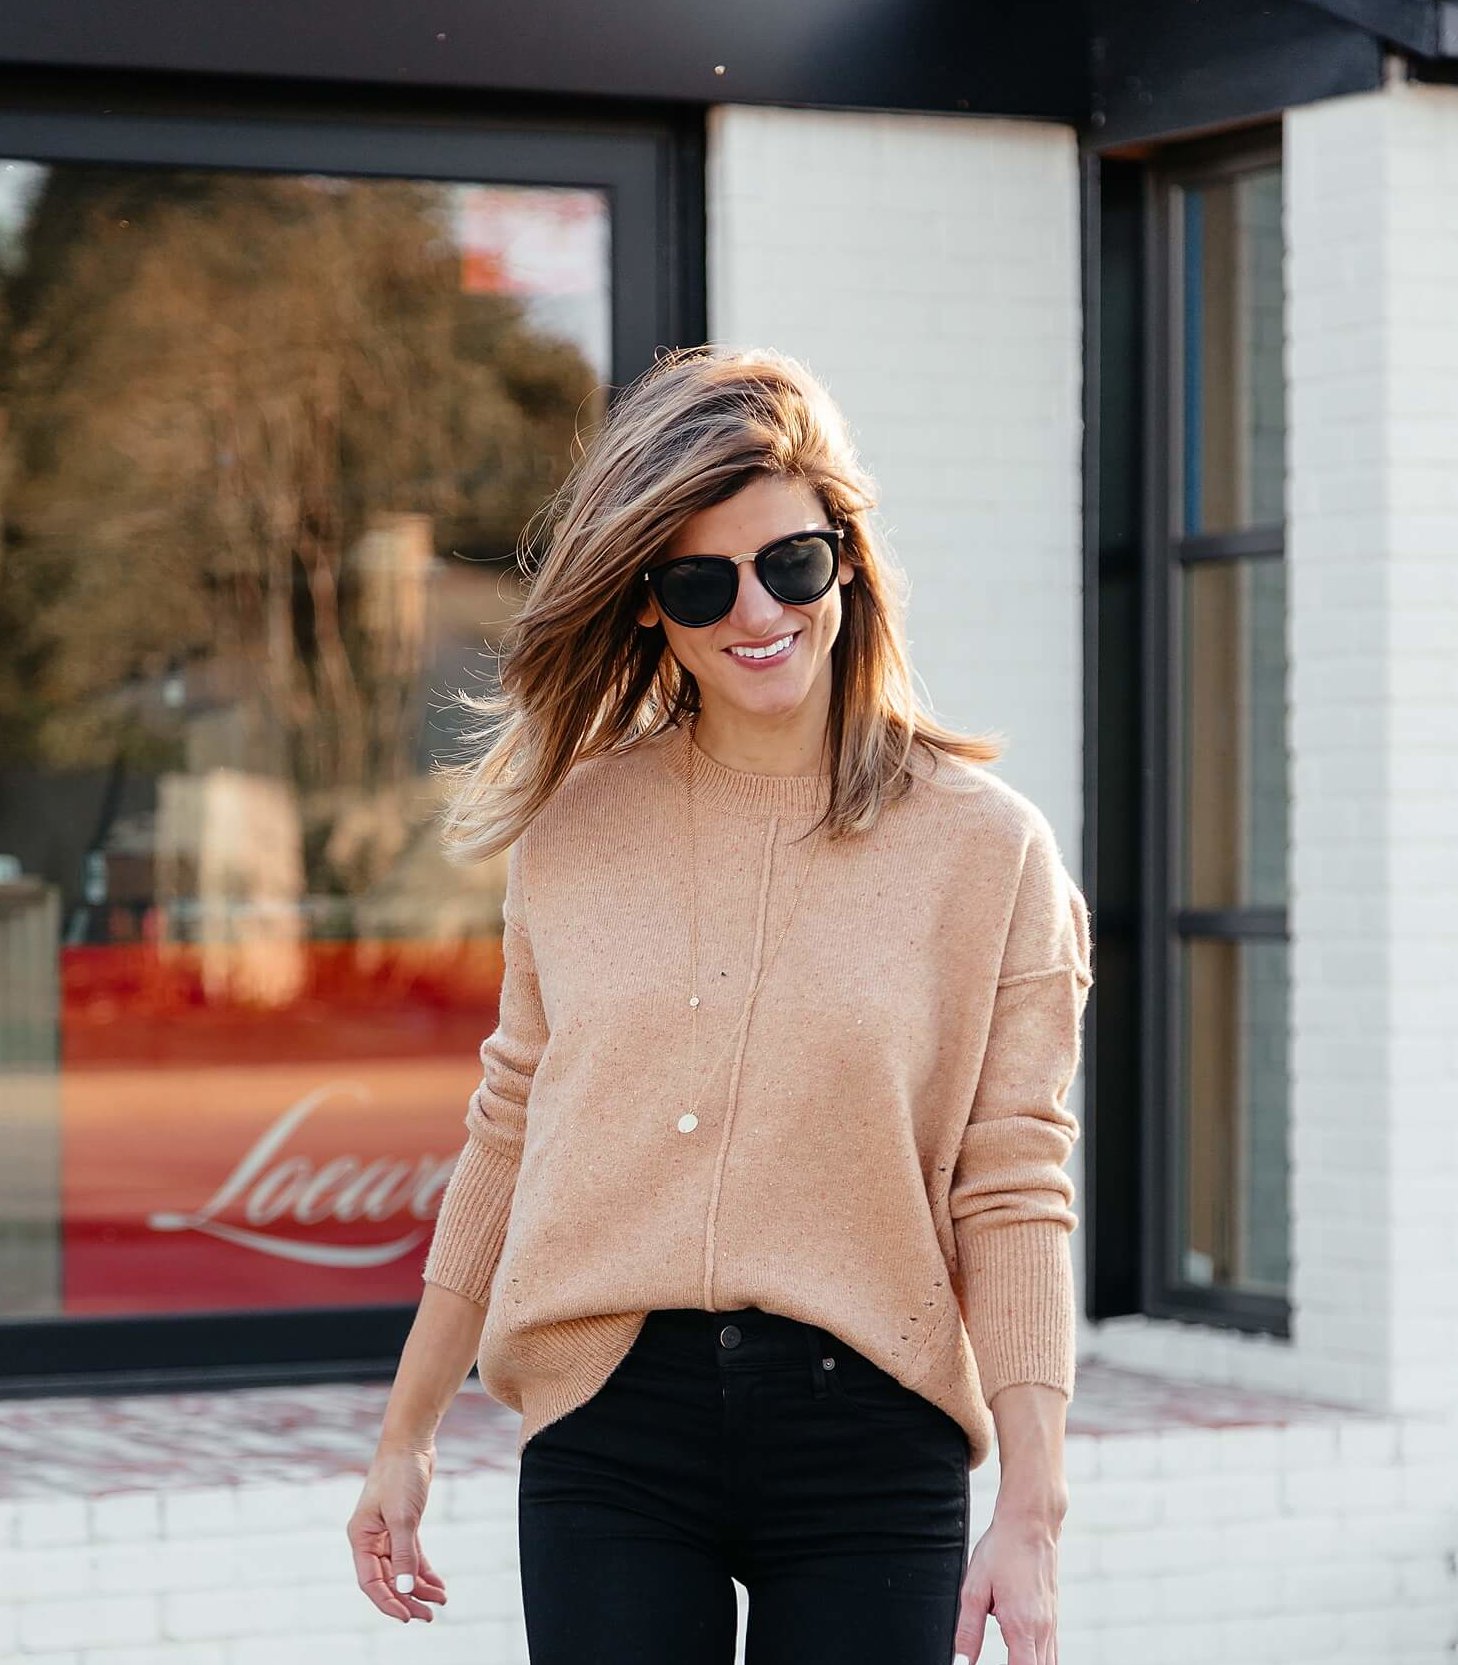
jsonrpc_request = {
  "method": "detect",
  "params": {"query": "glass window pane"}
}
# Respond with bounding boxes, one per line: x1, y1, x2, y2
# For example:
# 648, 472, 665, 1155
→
1179, 166, 1285, 535
0, 159, 611, 1320
1179, 558, 1290, 910
1176, 937, 1290, 1296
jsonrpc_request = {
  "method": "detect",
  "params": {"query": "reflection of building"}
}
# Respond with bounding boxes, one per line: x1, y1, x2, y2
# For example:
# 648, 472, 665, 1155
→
155, 770, 306, 1006
351, 512, 434, 682
1, 5, 1457, 1661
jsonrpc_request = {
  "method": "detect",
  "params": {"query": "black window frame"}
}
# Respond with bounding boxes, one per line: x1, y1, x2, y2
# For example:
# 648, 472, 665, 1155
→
0, 72, 705, 1397
1086, 123, 1292, 1339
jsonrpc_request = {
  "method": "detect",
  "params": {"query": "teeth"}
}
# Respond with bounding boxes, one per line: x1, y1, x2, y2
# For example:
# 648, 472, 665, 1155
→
729, 634, 794, 661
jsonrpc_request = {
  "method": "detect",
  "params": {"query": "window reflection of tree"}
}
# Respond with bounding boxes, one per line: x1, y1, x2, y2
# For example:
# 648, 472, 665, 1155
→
0, 167, 602, 927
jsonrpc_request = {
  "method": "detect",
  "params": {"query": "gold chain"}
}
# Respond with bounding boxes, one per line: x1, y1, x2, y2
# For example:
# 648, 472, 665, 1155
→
677, 718, 825, 1134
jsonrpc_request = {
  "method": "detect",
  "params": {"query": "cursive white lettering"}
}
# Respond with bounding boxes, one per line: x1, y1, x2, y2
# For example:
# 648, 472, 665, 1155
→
147, 1082, 460, 1268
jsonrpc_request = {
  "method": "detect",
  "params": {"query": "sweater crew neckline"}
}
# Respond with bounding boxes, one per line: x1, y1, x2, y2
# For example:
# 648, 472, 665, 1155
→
658, 720, 832, 819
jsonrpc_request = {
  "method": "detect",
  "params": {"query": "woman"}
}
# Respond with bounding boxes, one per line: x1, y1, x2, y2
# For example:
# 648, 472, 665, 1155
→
347, 345, 1093, 1665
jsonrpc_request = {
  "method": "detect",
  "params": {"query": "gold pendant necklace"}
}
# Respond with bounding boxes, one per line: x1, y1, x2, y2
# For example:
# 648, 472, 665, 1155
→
675, 718, 826, 1135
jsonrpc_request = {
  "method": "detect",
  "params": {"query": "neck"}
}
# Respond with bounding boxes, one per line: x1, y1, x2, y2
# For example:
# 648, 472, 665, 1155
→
691, 696, 833, 778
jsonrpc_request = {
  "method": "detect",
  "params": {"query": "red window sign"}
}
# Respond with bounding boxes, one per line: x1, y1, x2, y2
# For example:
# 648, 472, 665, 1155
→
59, 938, 501, 1315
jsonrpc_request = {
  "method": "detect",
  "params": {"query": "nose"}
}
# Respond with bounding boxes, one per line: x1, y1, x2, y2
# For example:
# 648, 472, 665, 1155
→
726, 559, 784, 632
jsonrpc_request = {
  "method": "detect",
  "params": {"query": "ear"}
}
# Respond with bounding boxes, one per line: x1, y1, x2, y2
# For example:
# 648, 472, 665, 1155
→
637, 592, 662, 630
838, 558, 853, 587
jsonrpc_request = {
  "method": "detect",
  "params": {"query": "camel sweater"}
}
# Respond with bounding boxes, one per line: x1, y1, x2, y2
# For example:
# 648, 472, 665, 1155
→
421, 720, 1093, 1471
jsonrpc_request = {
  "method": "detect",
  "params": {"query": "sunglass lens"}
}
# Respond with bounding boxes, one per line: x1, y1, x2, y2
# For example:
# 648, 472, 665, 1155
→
764, 535, 838, 603
657, 557, 738, 625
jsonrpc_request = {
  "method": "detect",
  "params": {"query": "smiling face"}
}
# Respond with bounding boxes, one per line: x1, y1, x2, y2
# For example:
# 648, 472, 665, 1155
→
636, 474, 853, 748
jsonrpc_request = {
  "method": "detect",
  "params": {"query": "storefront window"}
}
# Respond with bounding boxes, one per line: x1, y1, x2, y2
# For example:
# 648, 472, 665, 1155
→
1089, 134, 1293, 1333
1180, 168, 1285, 537
1166, 153, 1291, 1308
0, 160, 610, 1320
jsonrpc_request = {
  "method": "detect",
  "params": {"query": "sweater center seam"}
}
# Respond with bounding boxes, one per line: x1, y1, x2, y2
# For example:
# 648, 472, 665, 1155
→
701, 812, 780, 1310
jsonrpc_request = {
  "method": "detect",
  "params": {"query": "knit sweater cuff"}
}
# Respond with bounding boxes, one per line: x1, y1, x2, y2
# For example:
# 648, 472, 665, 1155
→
421, 1133, 521, 1308
954, 1216, 1077, 1406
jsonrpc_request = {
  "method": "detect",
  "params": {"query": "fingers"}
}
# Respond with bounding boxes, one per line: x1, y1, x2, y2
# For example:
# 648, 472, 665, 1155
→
1001, 1615, 1058, 1665
348, 1518, 447, 1624
415, 1549, 448, 1602
954, 1565, 991, 1664
953, 1619, 985, 1665
351, 1545, 444, 1623
393, 1583, 444, 1623
954, 1584, 990, 1660
385, 1509, 419, 1594
1005, 1632, 1040, 1665
350, 1539, 412, 1624
382, 1509, 446, 1623
392, 1556, 448, 1619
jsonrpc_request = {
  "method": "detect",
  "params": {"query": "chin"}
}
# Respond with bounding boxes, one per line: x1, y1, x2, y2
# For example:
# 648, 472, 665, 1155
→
719, 685, 814, 721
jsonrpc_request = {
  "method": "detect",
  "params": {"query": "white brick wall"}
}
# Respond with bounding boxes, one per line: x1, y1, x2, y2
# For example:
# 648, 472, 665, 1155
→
1377, 83, 1458, 1424
0, 1470, 533, 1665
3, 1404, 1453, 1664
1285, 79, 1458, 1420
1053, 1410, 1458, 1665
1287, 80, 1400, 1416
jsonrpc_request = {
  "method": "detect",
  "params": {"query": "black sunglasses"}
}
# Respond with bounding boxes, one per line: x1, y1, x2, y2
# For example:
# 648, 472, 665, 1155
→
641, 527, 846, 628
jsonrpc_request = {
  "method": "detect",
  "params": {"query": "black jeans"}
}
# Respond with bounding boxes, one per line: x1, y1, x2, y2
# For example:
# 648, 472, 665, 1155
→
517, 1304, 971, 1665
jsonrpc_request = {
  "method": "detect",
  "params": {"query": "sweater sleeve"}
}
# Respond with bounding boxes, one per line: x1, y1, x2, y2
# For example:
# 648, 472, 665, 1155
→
421, 838, 547, 1307
948, 809, 1093, 1408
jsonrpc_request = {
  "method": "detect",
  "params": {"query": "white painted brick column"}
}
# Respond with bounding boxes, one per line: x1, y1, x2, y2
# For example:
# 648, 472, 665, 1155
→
1286, 78, 1458, 1417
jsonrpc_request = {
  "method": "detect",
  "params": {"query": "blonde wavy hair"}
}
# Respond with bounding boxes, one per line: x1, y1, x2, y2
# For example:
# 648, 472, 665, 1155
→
434, 344, 1003, 861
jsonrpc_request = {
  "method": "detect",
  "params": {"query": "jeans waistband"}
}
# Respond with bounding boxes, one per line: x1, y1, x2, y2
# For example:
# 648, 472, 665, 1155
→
633, 1305, 843, 1375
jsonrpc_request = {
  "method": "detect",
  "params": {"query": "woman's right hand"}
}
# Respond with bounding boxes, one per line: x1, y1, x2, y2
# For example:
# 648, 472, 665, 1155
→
347, 1443, 448, 1624
347, 1281, 487, 1622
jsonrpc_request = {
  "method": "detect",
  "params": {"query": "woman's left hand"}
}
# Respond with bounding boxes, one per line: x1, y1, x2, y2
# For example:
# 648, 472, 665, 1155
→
953, 1507, 1061, 1665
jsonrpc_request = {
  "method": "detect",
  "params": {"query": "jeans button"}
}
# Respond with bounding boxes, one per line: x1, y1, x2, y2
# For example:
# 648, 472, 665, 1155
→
718, 1324, 742, 1348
